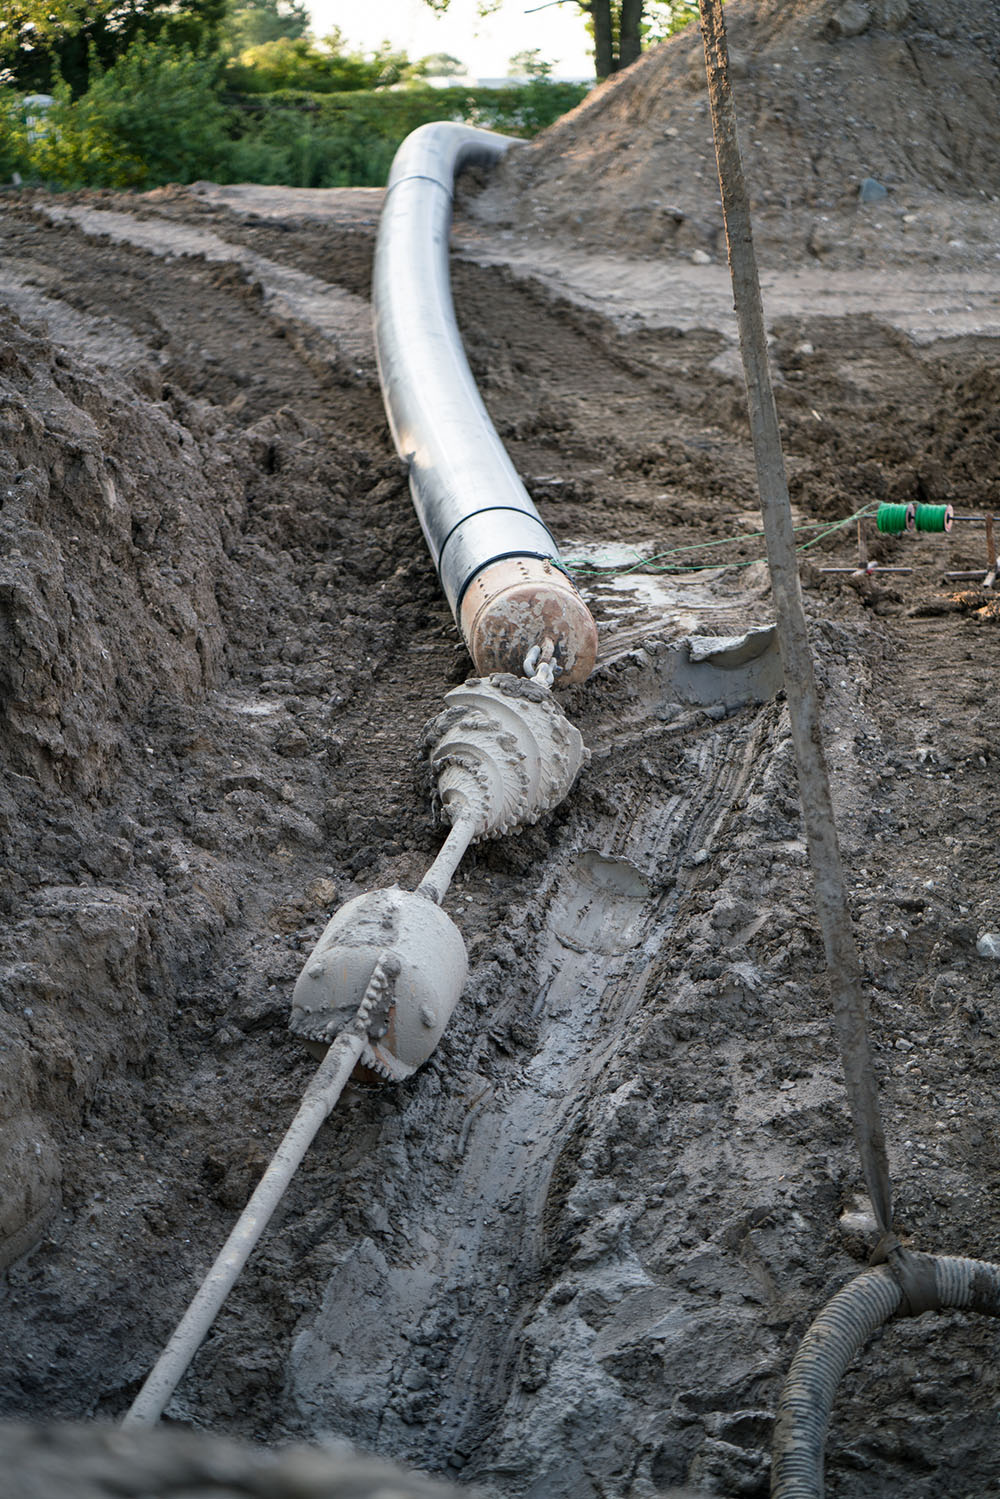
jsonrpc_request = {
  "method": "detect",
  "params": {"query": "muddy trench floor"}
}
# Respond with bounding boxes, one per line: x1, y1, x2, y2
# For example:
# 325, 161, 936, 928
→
0, 185, 999, 1498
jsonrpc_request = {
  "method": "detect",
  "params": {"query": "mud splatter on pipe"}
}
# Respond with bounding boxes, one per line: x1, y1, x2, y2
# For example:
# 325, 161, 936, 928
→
373, 122, 598, 684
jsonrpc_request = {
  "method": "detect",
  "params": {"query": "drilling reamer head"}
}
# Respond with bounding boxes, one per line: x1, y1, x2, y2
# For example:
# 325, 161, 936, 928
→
423, 674, 588, 839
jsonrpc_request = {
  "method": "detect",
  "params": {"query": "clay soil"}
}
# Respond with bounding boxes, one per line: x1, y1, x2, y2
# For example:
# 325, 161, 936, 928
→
2, 2, 1000, 1495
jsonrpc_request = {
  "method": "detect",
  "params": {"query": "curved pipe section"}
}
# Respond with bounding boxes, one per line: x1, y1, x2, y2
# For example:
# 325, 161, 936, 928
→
373, 122, 598, 683
772, 1254, 1000, 1498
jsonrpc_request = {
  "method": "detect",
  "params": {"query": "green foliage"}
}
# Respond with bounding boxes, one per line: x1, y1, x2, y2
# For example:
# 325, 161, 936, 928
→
641, 0, 699, 43
225, 80, 590, 186
508, 48, 553, 80
0, 23, 587, 194
415, 52, 467, 78
221, 0, 309, 55
3, 0, 226, 95
223, 34, 411, 94
481, 77, 589, 135
581, 0, 696, 76
0, 0, 92, 69
25, 39, 232, 187
0, 89, 32, 178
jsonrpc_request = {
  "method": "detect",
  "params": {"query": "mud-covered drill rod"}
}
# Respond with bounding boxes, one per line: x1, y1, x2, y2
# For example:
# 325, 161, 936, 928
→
122, 1016, 368, 1428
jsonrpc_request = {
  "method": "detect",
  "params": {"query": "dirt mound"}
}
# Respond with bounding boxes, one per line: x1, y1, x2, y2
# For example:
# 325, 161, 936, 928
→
0, 306, 241, 1270
0, 312, 235, 799
469, 0, 1000, 265
0, 240, 441, 1292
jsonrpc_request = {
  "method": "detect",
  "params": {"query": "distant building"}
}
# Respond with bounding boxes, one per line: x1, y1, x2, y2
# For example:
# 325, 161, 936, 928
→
22, 93, 55, 143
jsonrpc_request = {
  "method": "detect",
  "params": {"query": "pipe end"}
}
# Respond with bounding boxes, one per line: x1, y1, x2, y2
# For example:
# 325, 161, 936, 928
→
459, 557, 598, 685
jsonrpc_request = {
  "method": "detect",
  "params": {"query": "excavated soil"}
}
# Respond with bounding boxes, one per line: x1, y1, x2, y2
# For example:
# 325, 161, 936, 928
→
2, 2, 1000, 1495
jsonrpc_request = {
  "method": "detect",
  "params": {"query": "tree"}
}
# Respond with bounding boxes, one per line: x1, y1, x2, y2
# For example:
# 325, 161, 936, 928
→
1, 0, 226, 95
221, 0, 310, 55
509, 47, 553, 78
0, 0, 90, 77
223, 32, 415, 94
424, 0, 698, 82
582, 0, 697, 79
638, 0, 698, 47
415, 51, 468, 77
31, 37, 234, 186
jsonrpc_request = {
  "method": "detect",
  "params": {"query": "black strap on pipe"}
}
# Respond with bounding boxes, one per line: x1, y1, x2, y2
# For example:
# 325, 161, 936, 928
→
434, 503, 559, 571
891, 1248, 942, 1318
697, 0, 895, 1242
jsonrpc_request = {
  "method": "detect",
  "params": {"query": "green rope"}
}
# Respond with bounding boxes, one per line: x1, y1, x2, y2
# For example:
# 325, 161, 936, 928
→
563, 503, 879, 578
796, 507, 876, 554
875, 501, 953, 536
913, 503, 951, 533
876, 503, 912, 535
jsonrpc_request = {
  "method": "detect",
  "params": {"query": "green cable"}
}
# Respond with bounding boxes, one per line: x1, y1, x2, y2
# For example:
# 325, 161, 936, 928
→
913, 503, 951, 533
574, 556, 766, 577
876, 503, 912, 535
795, 504, 879, 554
564, 528, 773, 575
563, 503, 879, 577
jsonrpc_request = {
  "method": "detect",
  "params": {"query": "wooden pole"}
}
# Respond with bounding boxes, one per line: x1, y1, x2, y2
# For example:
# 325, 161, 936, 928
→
697, 0, 894, 1240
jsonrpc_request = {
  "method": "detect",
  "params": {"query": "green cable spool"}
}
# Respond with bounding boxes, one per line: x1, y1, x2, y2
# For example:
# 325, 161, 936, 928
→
876, 503, 913, 535
913, 503, 953, 533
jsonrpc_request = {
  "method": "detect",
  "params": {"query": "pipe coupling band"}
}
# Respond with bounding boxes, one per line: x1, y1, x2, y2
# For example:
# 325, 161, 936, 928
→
440, 509, 560, 612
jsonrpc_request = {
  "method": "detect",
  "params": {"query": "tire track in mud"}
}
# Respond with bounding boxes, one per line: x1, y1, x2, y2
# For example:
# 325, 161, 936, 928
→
4, 194, 765, 564
0, 203, 382, 439
285, 673, 780, 1491
39, 203, 376, 384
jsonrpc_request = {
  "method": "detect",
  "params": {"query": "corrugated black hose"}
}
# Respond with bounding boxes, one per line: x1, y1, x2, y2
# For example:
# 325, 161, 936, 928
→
771, 1253, 1000, 1498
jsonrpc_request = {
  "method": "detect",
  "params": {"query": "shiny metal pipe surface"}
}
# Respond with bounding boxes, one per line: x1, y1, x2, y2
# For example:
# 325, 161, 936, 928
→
373, 122, 558, 615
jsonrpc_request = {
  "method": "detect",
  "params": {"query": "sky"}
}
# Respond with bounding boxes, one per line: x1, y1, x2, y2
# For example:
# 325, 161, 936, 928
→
306, 0, 595, 80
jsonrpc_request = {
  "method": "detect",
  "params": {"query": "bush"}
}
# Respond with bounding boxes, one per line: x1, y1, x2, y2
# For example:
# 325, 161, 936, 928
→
0, 91, 32, 181
223, 36, 411, 94
222, 81, 590, 188
31, 40, 233, 189
2, 62, 588, 191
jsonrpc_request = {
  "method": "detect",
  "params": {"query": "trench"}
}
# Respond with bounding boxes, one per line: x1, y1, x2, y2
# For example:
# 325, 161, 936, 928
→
1, 175, 1000, 1497
288, 668, 771, 1482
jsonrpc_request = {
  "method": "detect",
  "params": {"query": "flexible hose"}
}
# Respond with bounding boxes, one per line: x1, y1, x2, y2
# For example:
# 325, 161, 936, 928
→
772, 1254, 1000, 1497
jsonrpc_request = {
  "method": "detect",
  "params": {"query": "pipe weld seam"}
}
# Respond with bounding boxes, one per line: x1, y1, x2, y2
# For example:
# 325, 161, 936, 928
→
383, 172, 456, 201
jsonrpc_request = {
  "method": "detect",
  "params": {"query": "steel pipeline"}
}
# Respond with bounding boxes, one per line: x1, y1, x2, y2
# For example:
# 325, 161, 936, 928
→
372, 122, 598, 683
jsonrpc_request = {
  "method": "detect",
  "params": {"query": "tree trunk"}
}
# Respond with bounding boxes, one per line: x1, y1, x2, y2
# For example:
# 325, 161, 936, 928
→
619, 0, 643, 67
590, 0, 615, 78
